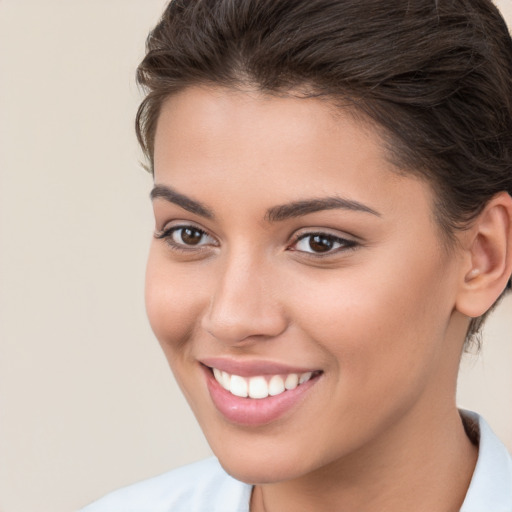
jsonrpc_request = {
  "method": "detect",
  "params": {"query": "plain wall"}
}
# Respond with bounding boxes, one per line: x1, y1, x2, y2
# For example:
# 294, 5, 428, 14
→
0, 1, 511, 511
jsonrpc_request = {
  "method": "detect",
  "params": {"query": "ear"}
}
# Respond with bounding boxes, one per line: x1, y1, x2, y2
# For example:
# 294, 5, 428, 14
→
455, 192, 512, 318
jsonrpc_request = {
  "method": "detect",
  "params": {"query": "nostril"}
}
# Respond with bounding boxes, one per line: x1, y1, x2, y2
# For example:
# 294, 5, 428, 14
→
202, 314, 287, 345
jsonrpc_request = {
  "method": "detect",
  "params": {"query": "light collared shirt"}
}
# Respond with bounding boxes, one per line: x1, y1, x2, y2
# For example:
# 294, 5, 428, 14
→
460, 410, 512, 511
80, 411, 512, 512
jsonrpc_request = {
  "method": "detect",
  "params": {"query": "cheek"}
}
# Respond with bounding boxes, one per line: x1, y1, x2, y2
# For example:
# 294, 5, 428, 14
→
145, 248, 206, 357
281, 268, 454, 452
288, 247, 455, 387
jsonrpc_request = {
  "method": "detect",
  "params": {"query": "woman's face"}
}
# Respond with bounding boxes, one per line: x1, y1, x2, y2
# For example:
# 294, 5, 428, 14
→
147, 86, 467, 483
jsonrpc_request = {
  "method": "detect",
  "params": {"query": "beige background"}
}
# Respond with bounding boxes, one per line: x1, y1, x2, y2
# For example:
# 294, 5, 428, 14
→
0, 1, 511, 511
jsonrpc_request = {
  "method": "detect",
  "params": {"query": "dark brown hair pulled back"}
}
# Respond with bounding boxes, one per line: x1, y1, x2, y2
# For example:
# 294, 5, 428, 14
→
136, 0, 512, 344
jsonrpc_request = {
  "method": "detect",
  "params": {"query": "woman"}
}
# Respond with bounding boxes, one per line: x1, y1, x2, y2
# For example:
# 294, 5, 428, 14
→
81, 0, 512, 510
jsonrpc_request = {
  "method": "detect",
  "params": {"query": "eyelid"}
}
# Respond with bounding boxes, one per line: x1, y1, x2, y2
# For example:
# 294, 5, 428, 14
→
154, 222, 219, 252
155, 217, 206, 234
291, 226, 359, 243
288, 229, 360, 256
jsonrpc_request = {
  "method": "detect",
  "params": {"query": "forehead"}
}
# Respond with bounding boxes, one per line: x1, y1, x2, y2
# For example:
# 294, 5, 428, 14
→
153, 86, 434, 226
155, 86, 394, 176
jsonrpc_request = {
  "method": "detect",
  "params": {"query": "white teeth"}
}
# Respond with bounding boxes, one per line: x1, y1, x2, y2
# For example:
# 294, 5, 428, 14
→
213, 368, 222, 383
249, 376, 269, 399
230, 374, 248, 398
212, 368, 318, 399
268, 375, 285, 396
299, 372, 312, 384
221, 371, 231, 390
284, 373, 299, 390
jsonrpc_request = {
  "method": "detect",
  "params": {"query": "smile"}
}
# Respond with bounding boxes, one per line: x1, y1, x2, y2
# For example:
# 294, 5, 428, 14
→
201, 360, 323, 426
211, 367, 319, 399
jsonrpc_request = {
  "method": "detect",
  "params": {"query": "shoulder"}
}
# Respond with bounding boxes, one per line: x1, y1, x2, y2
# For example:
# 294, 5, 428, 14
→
79, 457, 252, 512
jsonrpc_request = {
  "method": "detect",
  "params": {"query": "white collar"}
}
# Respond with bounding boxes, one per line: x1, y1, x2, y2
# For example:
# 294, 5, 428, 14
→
460, 410, 512, 511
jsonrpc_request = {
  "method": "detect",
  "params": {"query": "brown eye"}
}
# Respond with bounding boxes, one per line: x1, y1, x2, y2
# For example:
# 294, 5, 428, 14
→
291, 232, 358, 255
177, 227, 204, 245
154, 224, 217, 251
308, 235, 335, 253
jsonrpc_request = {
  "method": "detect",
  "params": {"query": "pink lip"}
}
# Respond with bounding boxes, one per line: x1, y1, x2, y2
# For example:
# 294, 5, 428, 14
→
200, 363, 322, 426
200, 357, 317, 377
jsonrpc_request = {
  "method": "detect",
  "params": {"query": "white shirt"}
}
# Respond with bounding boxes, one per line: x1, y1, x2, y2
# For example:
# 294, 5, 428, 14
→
80, 412, 512, 512
460, 411, 512, 511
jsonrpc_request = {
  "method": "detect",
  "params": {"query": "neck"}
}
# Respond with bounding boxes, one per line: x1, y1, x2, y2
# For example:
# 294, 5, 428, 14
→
251, 405, 478, 512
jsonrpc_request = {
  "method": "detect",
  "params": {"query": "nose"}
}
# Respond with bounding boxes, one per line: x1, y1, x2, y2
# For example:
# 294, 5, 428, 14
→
201, 254, 288, 345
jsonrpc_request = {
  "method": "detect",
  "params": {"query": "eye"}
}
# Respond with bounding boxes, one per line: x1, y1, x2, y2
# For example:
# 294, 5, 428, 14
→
290, 232, 357, 255
154, 225, 217, 251
171, 226, 209, 246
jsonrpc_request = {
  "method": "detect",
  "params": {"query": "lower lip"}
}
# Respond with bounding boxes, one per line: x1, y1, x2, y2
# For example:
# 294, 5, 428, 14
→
202, 366, 321, 426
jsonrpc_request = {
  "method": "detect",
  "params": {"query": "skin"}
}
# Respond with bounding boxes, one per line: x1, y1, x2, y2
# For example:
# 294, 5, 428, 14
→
146, 86, 480, 512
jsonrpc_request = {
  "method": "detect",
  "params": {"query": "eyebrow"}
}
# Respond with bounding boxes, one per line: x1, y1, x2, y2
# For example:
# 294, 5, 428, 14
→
265, 197, 381, 222
150, 184, 214, 219
150, 184, 380, 222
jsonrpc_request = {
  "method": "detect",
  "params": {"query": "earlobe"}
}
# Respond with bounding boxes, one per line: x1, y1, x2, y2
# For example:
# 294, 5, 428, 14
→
456, 192, 512, 318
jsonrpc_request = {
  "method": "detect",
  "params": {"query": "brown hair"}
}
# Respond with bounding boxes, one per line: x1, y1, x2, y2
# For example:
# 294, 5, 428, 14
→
136, 0, 512, 345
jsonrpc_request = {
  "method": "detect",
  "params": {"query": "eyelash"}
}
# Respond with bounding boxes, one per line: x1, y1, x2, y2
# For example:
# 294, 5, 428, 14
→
289, 231, 359, 257
154, 225, 217, 253
154, 225, 359, 257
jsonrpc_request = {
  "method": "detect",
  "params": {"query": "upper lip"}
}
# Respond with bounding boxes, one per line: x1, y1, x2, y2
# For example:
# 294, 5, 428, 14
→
199, 357, 320, 377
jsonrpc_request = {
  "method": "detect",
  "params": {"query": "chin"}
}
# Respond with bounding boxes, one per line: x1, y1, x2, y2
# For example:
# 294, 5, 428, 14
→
218, 456, 305, 485
206, 434, 318, 484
